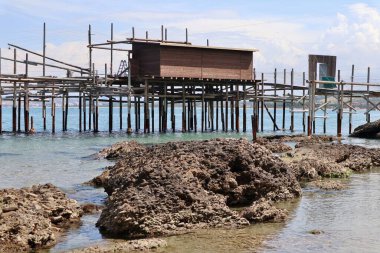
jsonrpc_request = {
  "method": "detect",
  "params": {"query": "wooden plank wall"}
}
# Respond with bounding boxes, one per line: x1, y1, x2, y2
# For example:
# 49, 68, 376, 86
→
161, 46, 252, 80
132, 42, 253, 80
131, 43, 160, 78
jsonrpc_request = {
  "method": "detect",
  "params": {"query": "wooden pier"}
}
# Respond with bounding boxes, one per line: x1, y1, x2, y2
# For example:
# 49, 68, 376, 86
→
0, 24, 380, 138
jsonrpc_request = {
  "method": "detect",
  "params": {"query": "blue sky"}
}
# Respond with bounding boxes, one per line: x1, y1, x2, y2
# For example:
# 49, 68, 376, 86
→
1, 0, 380, 81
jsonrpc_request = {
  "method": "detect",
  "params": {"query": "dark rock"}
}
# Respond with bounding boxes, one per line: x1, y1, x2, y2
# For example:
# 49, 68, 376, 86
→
349, 119, 380, 138
95, 138, 301, 238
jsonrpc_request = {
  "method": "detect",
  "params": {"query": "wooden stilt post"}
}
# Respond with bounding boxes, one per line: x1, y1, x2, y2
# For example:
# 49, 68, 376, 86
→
163, 84, 168, 132
151, 83, 155, 133
52, 84, 56, 134
0, 48, 2, 134
366, 67, 371, 123
261, 73, 264, 132
273, 68, 277, 131
194, 92, 197, 132
230, 84, 234, 131
349, 64, 354, 134
252, 80, 258, 141
337, 70, 342, 138
62, 90, 66, 131
89, 93, 92, 131
188, 85, 191, 131
323, 94, 327, 134
290, 69, 294, 132
216, 86, 219, 131
210, 90, 214, 131
201, 83, 205, 132
302, 72, 306, 132
17, 83, 21, 133
79, 88, 82, 132
243, 82, 247, 132
83, 92, 87, 131
235, 83, 239, 132
182, 83, 186, 132
42, 23, 47, 131
225, 83, 228, 132
138, 96, 141, 131
95, 96, 99, 132
171, 84, 175, 132
134, 96, 138, 132
221, 84, 225, 131
24, 54, 29, 133
12, 49, 17, 133
144, 79, 149, 133
65, 89, 69, 131
127, 52, 132, 133
205, 92, 208, 130
282, 69, 286, 130
159, 86, 162, 133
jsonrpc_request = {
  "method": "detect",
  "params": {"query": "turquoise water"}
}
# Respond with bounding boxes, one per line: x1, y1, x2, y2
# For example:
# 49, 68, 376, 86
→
1, 104, 379, 136
1, 106, 380, 252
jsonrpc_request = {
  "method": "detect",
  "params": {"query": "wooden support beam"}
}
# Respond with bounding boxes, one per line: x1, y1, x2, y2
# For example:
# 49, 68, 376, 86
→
24, 54, 29, 133
260, 74, 264, 132
349, 64, 354, 134
151, 83, 155, 133
302, 72, 306, 132
62, 90, 66, 131
230, 84, 234, 131
202, 83, 205, 132
235, 83, 239, 132
290, 69, 294, 132
65, 89, 69, 131
243, 82, 246, 132
79, 89, 82, 132
52, 85, 56, 133
144, 79, 149, 133
337, 70, 342, 138
282, 69, 286, 130
182, 83, 186, 132
221, 84, 225, 131
12, 49, 17, 133
225, 83, 228, 132
171, 84, 175, 132
273, 69, 277, 132
366, 67, 371, 123
83, 92, 87, 131
17, 83, 21, 133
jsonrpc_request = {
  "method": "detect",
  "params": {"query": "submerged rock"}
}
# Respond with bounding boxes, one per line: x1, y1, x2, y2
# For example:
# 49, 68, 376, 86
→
97, 141, 146, 160
68, 238, 167, 252
311, 180, 346, 190
0, 184, 83, 252
240, 198, 288, 223
292, 142, 380, 173
349, 119, 380, 138
95, 138, 301, 238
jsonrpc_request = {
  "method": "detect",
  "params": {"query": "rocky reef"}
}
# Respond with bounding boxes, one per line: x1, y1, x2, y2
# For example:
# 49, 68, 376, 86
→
96, 138, 301, 238
0, 184, 83, 252
349, 119, 380, 138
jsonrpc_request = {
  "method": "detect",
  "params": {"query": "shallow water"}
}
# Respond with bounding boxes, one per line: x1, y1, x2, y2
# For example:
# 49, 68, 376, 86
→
1, 106, 380, 252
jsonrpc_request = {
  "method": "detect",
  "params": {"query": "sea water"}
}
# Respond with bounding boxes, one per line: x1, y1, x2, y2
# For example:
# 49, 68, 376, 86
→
1, 106, 380, 252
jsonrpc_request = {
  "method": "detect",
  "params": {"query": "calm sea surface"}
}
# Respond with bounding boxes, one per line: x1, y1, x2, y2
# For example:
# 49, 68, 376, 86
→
1, 106, 380, 252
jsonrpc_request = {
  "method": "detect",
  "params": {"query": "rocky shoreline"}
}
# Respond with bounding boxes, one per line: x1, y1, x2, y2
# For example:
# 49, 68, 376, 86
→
0, 184, 83, 252
2, 135, 380, 252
